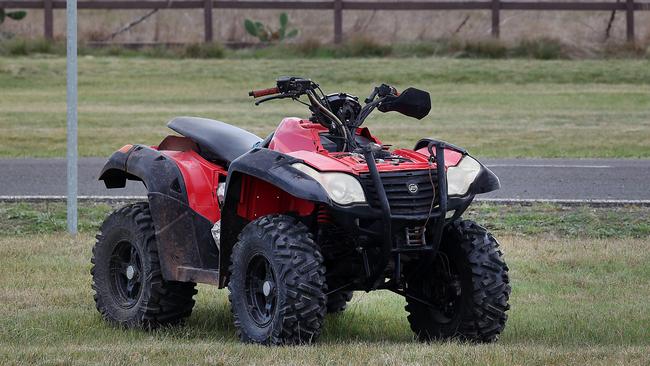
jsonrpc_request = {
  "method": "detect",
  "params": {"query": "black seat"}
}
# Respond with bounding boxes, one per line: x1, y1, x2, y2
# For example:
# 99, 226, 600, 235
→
168, 117, 262, 164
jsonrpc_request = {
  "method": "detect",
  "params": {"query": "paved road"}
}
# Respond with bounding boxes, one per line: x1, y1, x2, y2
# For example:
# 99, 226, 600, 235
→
1, 158, 649, 201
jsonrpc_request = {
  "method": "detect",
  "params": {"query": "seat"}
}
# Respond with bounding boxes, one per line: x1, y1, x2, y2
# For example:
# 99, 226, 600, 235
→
167, 117, 262, 165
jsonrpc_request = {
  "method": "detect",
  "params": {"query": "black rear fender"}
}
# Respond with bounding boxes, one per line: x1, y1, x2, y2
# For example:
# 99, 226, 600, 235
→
99, 145, 219, 284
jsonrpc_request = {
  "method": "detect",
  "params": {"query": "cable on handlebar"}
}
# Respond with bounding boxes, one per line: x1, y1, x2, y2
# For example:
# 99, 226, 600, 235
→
306, 90, 349, 152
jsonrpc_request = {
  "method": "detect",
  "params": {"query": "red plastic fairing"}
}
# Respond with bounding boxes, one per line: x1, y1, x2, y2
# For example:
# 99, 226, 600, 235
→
269, 117, 464, 175
356, 127, 382, 145
237, 175, 315, 221
414, 147, 464, 167
159, 149, 226, 223
269, 118, 328, 153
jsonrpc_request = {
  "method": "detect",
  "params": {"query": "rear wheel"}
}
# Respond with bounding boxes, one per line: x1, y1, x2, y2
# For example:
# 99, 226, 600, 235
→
405, 220, 510, 342
326, 290, 354, 314
228, 215, 327, 345
91, 202, 197, 329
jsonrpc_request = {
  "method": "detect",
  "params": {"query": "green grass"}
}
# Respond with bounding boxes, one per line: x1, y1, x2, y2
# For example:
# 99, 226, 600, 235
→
1, 57, 649, 158
1, 233, 648, 364
1, 202, 649, 364
1, 201, 649, 239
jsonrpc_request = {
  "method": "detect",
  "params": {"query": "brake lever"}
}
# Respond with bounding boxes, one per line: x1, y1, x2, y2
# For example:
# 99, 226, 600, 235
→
364, 87, 379, 104
254, 94, 288, 106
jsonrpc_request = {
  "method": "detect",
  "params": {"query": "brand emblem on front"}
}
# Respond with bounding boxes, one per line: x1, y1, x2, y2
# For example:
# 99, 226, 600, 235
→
407, 183, 419, 194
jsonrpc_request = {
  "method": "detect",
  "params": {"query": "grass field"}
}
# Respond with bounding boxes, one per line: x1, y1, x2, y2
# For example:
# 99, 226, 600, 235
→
1, 202, 649, 364
1, 57, 649, 158
1, 234, 649, 364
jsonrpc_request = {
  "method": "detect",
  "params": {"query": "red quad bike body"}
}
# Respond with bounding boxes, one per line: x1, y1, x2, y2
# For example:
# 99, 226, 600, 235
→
94, 77, 510, 345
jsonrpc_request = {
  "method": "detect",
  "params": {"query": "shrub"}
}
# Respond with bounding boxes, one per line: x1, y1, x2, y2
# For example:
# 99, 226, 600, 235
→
336, 37, 392, 58
295, 38, 335, 58
183, 42, 224, 58
201, 42, 225, 58
393, 42, 438, 57
603, 41, 647, 58
5, 38, 28, 55
511, 38, 565, 59
142, 45, 176, 58
244, 13, 299, 43
460, 39, 507, 59
0, 9, 27, 26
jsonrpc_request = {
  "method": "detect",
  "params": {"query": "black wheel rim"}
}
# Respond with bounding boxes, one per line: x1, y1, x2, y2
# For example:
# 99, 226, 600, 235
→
109, 240, 143, 308
427, 253, 463, 324
245, 254, 277, 327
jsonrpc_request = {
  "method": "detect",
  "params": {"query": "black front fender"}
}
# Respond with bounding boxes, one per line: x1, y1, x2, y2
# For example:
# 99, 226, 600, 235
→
218, 148, 331, 286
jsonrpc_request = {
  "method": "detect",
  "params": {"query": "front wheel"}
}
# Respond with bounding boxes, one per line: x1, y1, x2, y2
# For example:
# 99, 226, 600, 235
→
228, 215, 327, 345
405, 220, 510, 342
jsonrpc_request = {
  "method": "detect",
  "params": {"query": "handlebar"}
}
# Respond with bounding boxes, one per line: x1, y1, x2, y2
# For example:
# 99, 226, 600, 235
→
249, 87, 280, 98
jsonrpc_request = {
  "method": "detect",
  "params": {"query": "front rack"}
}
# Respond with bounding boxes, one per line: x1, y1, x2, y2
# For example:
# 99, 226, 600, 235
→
362, 140, 448, 290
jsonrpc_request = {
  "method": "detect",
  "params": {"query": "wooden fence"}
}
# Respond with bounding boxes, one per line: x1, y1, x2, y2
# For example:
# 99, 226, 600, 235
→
1, 0, 649, 44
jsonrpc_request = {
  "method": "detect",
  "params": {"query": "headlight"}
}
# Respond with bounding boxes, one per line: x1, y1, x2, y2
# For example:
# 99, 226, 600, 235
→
447, 156, 481, 196
291, 163, 366, 205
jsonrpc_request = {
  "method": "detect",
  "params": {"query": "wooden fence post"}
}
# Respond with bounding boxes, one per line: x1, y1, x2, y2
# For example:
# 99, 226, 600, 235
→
334, 0, 343, 44
44, 0, 54, 40
491, 0, 500, 38
204, 0, 214, 43
626, 0, 635, 42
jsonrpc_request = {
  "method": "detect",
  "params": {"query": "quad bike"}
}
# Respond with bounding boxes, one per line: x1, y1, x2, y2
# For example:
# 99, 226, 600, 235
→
92, 76, 510, 345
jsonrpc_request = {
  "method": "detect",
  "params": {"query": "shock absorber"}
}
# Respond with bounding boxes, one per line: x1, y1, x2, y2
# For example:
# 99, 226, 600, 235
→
317, 205, 333, 225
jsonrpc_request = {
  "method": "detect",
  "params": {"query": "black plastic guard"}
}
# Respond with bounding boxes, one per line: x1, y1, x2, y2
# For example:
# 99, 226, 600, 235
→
469, 165, 500, 195
227, 148, 331, 204
413, 138, 500, 196
98, 145, 219, 283
218, 147, 331, 286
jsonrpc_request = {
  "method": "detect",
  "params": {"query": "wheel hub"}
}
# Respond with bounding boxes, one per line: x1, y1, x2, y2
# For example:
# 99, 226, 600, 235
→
126, 265, 135, 280
262, 281, 273, 297
245, 254, 277, 326
109, 240, 143, 308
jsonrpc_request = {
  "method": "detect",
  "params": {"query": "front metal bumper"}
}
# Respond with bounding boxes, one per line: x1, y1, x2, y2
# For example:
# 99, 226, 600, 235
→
326, 141, 474, 291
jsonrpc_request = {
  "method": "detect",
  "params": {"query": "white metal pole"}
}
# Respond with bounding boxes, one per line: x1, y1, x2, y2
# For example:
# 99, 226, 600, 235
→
66, 0, 78, 234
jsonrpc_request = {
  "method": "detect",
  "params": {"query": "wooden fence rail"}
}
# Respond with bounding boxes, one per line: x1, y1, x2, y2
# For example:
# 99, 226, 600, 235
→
1, 0, 649, 44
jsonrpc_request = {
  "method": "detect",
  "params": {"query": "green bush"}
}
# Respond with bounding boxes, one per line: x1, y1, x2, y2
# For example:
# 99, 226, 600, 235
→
393, 42, 437, 57
183, 42, 224, 58
141, 45, 176, 58
511, 38, 565, 59
0, 36, 643, 60
294, 38, 336, 58
0, 8, 27, 25
0, 37, 66, 56
5, 38, 28, 55
200, 42, 225, 58
336, 37, 392, 58
602, 41, 648, 58
244, 13, 299, 43
460, 39, 508, 59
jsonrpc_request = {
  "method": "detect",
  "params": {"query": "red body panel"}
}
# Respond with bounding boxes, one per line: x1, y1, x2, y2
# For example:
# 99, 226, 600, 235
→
269, 117, 464, 175
237, 175, 315, 221
158, 149, 225, 223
